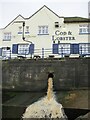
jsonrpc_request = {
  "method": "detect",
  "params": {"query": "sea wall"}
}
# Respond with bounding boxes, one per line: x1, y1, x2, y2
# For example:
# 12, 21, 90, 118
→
2, 58, 89, 91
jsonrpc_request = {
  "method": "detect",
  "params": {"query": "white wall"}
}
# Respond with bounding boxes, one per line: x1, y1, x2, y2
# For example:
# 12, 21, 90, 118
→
0, 6, 89, 58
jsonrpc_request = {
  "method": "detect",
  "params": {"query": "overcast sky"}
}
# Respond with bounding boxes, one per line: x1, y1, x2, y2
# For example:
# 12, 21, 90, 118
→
0, 0, 90, 28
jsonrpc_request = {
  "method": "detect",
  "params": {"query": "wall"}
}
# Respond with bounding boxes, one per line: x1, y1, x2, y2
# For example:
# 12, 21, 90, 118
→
0, 6, 89, 59
2, 58, 89, 91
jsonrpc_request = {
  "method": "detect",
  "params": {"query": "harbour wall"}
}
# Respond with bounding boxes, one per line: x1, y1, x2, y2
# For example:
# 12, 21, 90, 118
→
2, 58, 89, 91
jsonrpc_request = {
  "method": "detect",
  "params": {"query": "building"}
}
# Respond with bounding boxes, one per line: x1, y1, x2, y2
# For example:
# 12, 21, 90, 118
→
0, 5, 90, 59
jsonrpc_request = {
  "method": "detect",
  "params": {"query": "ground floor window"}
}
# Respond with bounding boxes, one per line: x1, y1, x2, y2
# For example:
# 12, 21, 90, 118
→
79, 43, 90, 54
2, 47, 11, 58
56, 43, 90, 56
58, 44, 70, 55
18, 44, 29, 55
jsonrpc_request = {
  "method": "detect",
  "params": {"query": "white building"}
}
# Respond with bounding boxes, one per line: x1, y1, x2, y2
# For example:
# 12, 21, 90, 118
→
0, 5, 90, 59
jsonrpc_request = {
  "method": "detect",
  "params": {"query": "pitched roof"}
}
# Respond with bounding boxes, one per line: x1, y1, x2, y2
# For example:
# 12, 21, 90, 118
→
1, 5, 90, 29
26, 5, 61, 19
64, 17, 90, 23
2, 5, 60, 29
4, 14, 25, 29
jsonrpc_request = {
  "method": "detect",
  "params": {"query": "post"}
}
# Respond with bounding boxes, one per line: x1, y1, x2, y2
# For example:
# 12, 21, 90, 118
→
25, 49, 27, 58
10, 49, 11, 59
80, 46, 82, 56
7, 47, 11, 59
42, 48, 44, 59
61, 47, 63, 58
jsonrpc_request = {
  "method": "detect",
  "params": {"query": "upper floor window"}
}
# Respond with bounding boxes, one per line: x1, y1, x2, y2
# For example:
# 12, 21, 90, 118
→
3, 33, 11, 41
18, 26, 22, 34
25, 26, 29, 34
38, 26, 48, 35
79, 24, 90, 34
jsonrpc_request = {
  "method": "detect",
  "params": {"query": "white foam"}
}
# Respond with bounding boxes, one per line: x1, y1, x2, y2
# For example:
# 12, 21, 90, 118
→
22, 78, 67, 119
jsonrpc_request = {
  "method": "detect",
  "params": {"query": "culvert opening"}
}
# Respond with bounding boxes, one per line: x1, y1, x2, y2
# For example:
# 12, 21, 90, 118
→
48, 73, 54, 79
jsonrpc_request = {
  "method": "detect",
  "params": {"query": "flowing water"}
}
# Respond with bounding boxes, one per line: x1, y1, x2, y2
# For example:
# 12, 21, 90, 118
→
22, 76, 68, 119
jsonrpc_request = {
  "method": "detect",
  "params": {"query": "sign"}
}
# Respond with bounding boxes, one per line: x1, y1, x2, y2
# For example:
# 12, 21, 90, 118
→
52, 30, 76, 41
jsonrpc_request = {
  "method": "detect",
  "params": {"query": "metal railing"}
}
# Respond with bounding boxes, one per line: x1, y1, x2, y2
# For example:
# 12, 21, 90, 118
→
1, 46, 90, 60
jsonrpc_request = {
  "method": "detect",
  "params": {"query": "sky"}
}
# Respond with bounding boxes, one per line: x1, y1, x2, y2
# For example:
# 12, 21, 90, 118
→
0, 0, 90, 28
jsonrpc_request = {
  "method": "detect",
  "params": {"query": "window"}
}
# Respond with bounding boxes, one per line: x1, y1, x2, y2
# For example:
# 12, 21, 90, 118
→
3, 33, 11, 41
79, 43, 90, 54
79, 25, 90, 34
2, 47, 11, 58
18, 44, 29, 55
18, 26, 22, 34
59, 44, 70, 54
25, 26, 29, 34
38, 26, 48, 35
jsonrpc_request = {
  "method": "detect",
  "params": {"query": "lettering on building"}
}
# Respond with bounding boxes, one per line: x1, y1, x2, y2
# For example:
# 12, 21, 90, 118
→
52, 30, 76, 41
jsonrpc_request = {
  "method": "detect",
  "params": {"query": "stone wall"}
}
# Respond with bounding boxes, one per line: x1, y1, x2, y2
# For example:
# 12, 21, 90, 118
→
2, 58, 89, 91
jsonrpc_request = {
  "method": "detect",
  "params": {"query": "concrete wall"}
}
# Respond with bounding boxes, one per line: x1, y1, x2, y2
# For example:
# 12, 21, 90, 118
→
2, 58, 89, 91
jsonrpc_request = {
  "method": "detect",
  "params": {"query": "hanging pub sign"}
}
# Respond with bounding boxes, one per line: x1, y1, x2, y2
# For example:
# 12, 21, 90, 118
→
52, 30, 76, 41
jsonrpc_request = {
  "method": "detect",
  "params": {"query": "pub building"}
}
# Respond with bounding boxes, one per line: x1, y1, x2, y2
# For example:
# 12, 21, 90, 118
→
0, 5, 90, 59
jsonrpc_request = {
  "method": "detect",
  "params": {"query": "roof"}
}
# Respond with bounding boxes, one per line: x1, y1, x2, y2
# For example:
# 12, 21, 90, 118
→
2, 5, 60, 29
26, 5, 61, 19
64, 17, 90, 23
1, 5, 90, 29
4, 14, 25, 29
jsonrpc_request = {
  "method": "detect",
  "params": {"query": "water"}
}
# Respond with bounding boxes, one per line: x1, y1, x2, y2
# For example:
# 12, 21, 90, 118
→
22, 77, 67, 119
